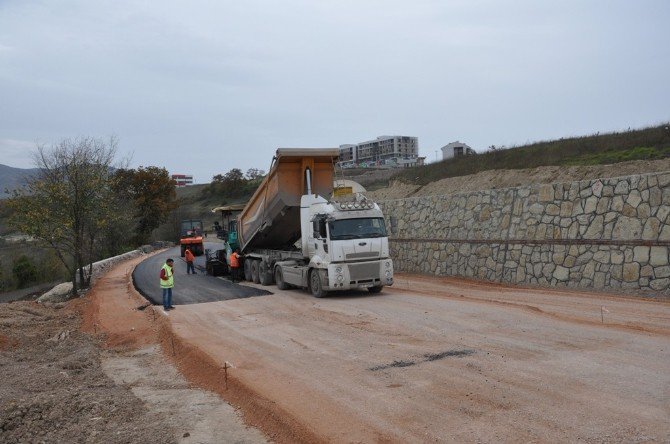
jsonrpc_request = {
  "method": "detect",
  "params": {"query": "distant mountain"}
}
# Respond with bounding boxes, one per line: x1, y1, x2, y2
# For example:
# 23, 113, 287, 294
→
0, 164, 40, 198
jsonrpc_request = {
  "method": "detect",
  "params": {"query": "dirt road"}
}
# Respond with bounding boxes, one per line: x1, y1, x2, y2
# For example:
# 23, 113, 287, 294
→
160, 276, 670, 443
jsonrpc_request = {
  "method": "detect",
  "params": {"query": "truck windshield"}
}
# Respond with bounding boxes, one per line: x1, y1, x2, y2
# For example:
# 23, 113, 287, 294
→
181, 221, 203, 236
328, 218, 387, 240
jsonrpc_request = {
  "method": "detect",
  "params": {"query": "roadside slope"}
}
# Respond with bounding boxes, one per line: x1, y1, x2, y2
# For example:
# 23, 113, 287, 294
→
367, 158, 670, 200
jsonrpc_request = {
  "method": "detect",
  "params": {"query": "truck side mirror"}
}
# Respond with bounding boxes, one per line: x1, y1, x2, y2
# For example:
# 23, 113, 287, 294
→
318, 220, 327, 238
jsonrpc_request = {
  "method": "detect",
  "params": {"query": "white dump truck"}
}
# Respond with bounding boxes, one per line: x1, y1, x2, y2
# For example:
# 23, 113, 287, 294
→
224, 148, 393, 297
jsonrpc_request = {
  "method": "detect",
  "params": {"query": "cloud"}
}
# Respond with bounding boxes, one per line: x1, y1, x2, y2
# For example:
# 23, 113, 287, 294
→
0, 0, 668, 180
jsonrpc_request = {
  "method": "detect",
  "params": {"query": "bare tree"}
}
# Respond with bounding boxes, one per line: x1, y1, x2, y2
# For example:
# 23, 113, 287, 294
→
8, 136, 120, 295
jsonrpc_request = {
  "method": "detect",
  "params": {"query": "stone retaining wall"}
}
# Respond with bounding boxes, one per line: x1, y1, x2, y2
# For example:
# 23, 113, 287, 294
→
378, 171, 670, 295
83, 242, 173, 286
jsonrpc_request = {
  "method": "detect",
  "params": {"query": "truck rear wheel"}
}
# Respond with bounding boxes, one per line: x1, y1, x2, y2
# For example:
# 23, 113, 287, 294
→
244, 259, 252, 281
275, 267, 288, 290
309, 270, 327, 298
259, 260, 273, 286
251, 260, 260, 284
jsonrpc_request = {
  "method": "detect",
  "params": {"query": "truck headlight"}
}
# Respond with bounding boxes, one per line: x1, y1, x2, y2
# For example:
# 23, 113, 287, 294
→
385, 261, 391, 268
335, 266, 342, 273
385, 270, 391, 277
337, 275, 344, 282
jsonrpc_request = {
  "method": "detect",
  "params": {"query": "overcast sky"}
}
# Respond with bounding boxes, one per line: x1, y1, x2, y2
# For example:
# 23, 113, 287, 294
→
1, 0, 669, 181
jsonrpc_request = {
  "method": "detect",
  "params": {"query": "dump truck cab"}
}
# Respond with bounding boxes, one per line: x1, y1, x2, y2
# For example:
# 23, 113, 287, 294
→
287, 193, 393, 295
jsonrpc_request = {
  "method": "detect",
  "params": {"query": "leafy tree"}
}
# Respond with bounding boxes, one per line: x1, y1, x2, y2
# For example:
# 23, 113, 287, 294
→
12, 255, 38, 289
207, 168, 249, 197
112, 166, 178, 244
245, 168, 265, 181
8, 136, 119, 294
223, 168, 245, 185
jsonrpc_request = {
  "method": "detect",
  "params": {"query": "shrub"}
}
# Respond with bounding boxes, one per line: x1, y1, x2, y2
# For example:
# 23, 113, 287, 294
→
12, 255, 38, 289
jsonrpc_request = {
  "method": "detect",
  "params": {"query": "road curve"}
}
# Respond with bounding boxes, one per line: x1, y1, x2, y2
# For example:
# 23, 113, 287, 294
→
133, 243, 271, 306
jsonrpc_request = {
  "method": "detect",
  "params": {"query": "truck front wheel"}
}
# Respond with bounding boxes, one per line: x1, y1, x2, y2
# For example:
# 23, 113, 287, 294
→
309, 270, 327, 298
368, 285, 383, 294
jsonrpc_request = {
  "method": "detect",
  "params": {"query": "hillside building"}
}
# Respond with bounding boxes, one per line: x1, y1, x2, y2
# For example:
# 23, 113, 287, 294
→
171, 174, 194, 187
338, 135, 421, 168
441, 142, 476, 160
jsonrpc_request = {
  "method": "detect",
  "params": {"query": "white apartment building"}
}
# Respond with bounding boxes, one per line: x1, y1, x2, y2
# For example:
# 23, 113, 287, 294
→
338, 135, 420, 167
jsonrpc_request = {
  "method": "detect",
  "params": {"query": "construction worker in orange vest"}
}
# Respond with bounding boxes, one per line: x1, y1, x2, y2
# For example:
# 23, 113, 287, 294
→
229, 248, 241, 282
184, 247, 197, 274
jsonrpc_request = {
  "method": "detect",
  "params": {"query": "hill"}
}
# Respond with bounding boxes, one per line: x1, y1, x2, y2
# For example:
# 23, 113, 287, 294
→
150, 183, 255, 241
366, 157, 670, 200
0, 164, 39, 198
155, 123, 670, 236
392, 123, 670, 187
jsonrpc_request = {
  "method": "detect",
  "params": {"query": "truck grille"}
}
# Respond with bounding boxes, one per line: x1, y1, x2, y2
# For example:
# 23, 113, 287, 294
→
345, 252, 380, 260
349, 262, 379, 281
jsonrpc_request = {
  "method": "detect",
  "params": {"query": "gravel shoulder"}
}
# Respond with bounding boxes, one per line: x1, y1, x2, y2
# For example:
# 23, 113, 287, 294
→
0, 253, 267, 444
0, 300, 176, 443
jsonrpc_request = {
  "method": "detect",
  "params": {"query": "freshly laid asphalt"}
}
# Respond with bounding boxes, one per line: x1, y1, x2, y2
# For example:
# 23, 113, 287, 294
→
133, 243, 271, 306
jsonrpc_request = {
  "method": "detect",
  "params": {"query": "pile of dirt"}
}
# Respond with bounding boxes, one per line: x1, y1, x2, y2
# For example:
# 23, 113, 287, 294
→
366, 158, 670, 200
0, 301, 175, 443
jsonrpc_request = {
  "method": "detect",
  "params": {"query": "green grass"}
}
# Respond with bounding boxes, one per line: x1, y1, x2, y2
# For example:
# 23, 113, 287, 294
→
561, 146, 670, 166
394, 123, 670, 185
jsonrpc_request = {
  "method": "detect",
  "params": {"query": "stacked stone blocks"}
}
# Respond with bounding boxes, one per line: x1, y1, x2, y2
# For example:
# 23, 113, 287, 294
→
379, 171, 670, 294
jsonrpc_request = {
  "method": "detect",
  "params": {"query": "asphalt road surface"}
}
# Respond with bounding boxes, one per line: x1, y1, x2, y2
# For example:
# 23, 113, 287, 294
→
133, 243, 270, 305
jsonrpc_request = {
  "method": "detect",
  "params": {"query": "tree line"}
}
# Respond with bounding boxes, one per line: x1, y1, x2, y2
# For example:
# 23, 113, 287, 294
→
200, 167, 266, 199
5, 136, 178, 295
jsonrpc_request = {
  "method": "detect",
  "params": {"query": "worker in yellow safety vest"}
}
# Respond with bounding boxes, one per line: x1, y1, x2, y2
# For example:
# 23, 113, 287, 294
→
160, 258, 175, 311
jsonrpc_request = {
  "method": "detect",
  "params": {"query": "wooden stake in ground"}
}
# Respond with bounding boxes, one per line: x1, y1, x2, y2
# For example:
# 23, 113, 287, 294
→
223, 361, 234, 390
